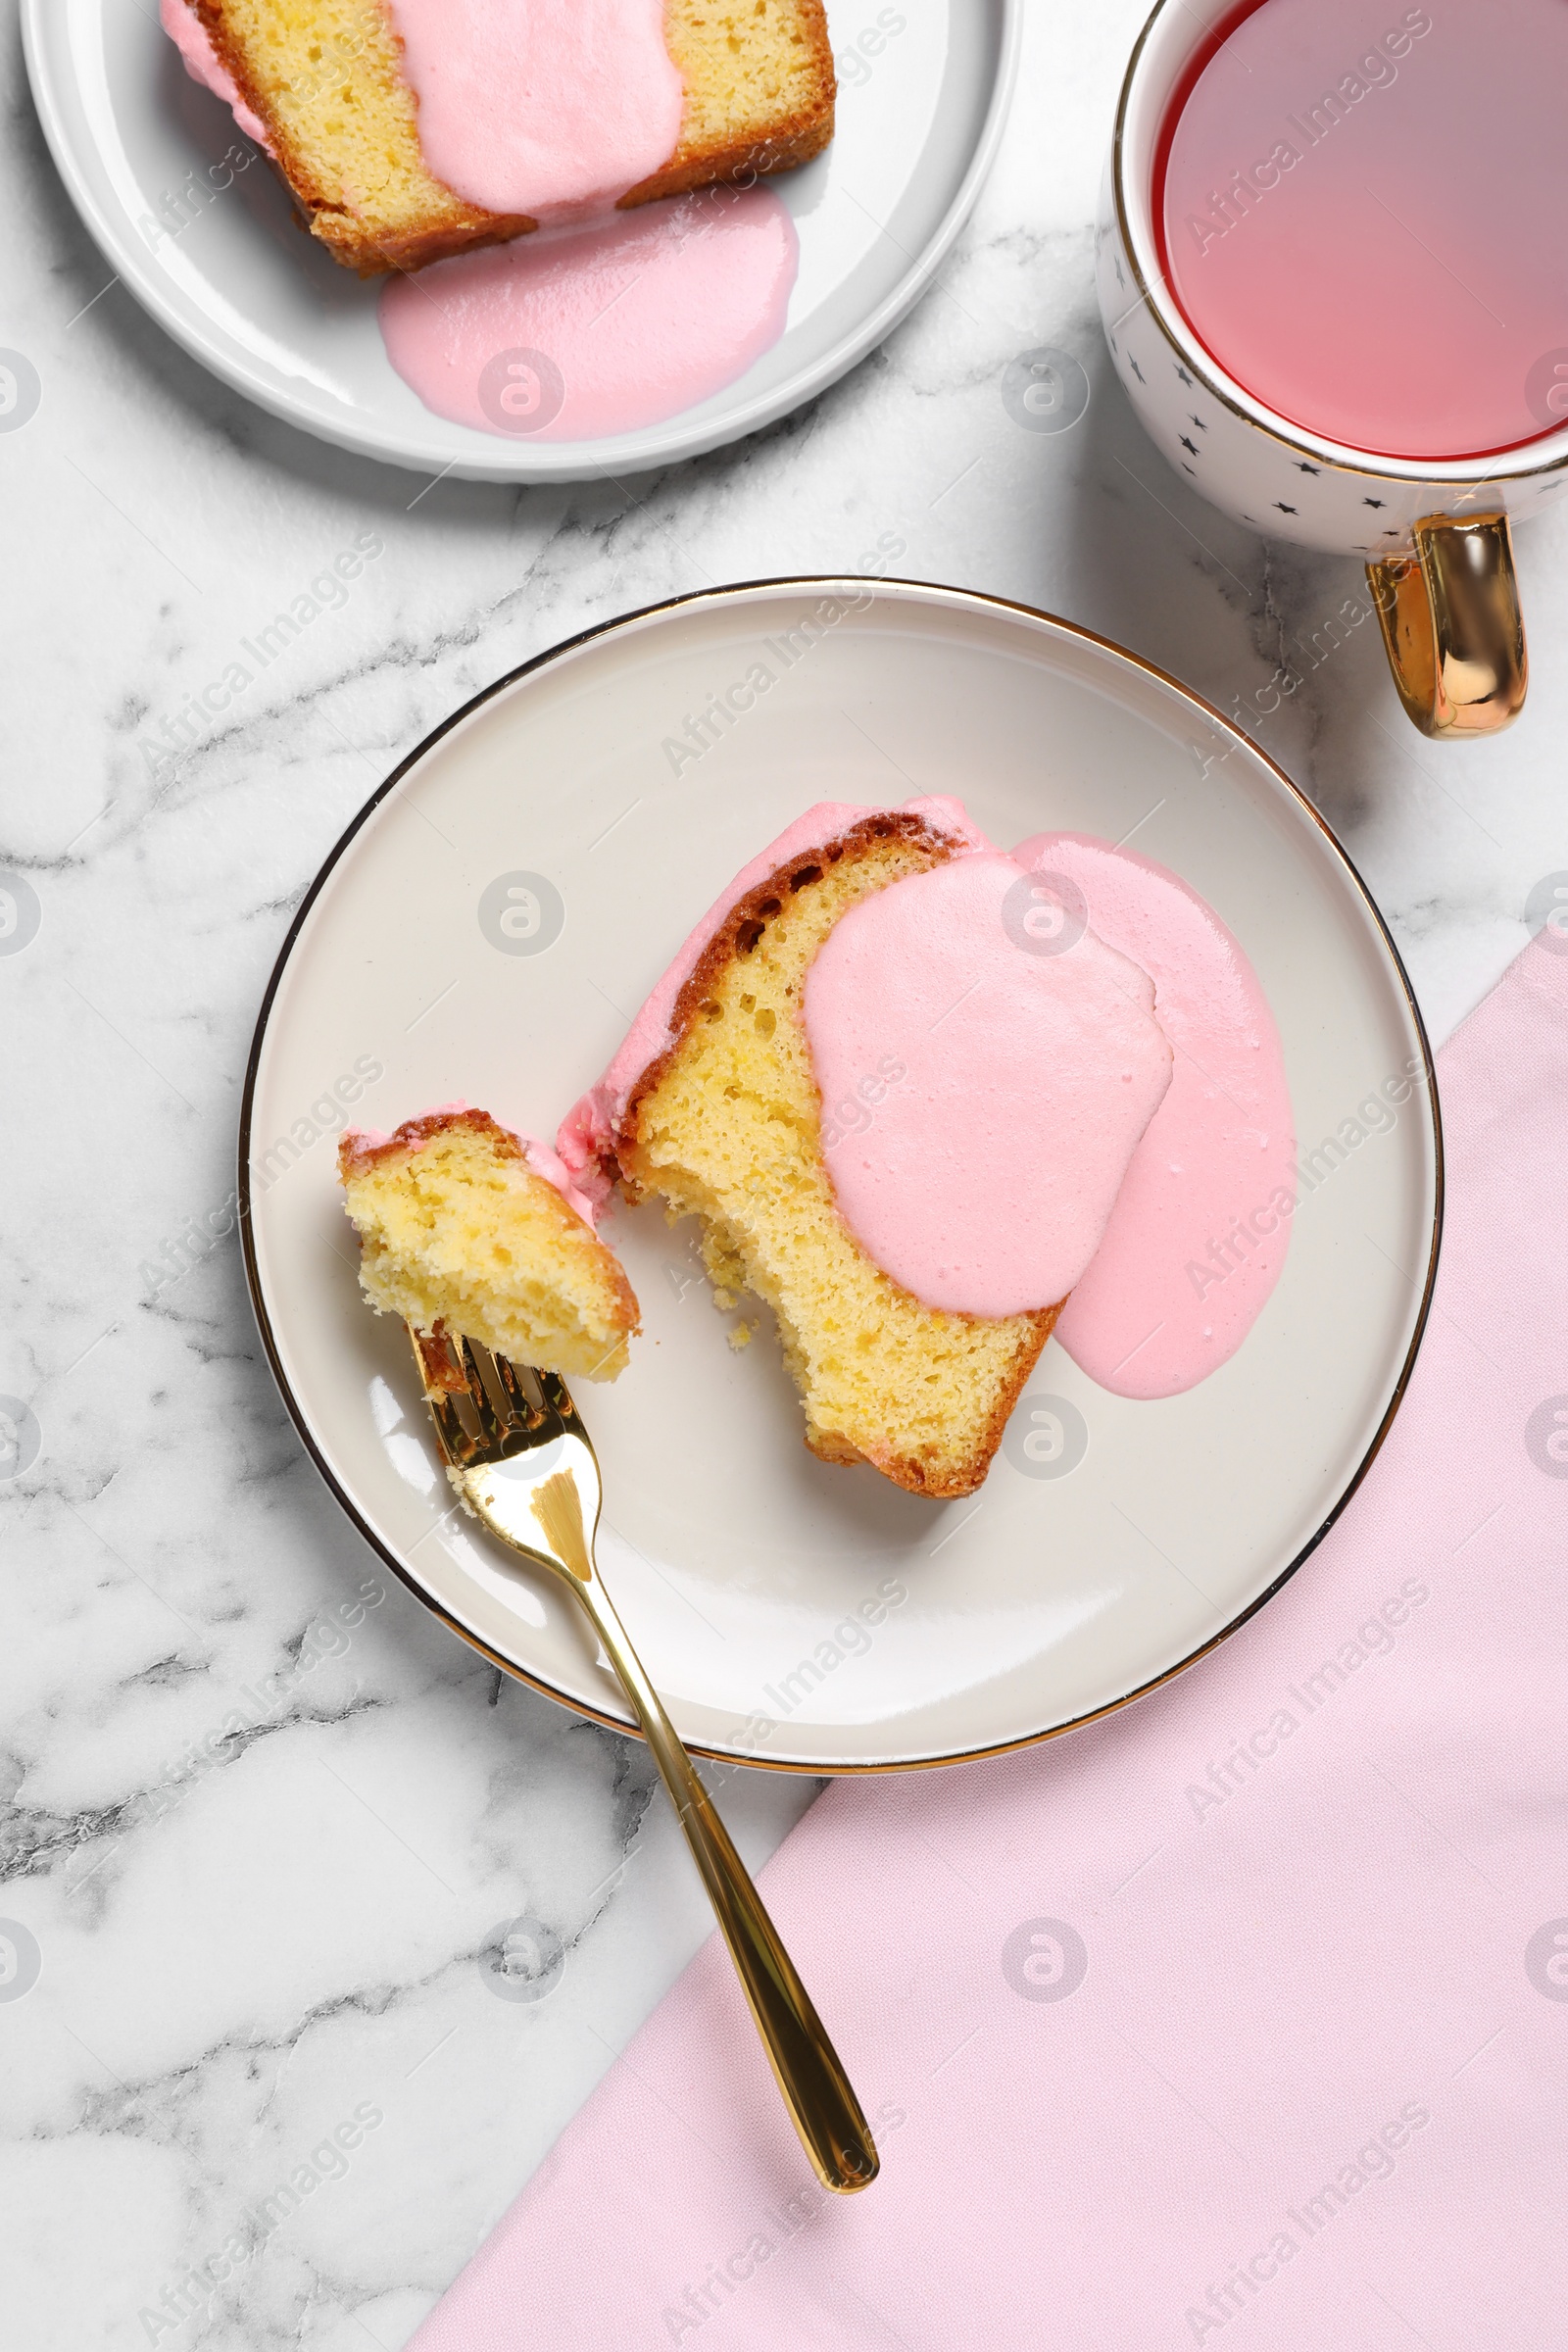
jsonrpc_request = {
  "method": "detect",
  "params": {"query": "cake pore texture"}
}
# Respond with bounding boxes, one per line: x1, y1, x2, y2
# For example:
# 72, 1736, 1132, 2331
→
613, 813, 1062, 1499
177, 0, 835, 273
338, 1108, 640, 1380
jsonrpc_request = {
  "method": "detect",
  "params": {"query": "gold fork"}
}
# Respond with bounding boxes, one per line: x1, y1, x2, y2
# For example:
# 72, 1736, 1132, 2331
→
407, 1323, 879, 2195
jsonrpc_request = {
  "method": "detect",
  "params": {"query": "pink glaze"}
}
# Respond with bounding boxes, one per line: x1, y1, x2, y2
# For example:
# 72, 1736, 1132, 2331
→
384, 0, 683, 220
161, 0, 272, 152
345, 1105, 600, 1230
558, 797, 989, 1203
379, 188, 798, 443
517, 1134, 602, 1231
804, 854, 1175, 1318
1012, 833, 1296, 1398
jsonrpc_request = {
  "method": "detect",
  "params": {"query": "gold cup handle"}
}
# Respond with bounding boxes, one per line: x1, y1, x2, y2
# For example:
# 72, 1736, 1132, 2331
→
1367, 512, 1528, 738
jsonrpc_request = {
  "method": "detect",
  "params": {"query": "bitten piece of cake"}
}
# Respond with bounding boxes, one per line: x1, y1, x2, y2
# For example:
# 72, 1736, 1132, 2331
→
561, 800, 1172, 1497
338, 1107, 640, 1379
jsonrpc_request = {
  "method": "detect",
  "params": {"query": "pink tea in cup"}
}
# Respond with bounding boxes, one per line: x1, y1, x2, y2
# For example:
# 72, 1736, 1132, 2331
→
1156, 0, 1568, 459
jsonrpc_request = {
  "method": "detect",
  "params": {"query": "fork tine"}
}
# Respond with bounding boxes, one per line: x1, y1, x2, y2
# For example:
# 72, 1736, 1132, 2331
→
457, 1337, 508, 1450
533, 1367, 582, 1430
411, 1322, 466, 1394
489, 1348, 542, 1433
407, 1324, 479, 1467
406, 1319, 577, 1473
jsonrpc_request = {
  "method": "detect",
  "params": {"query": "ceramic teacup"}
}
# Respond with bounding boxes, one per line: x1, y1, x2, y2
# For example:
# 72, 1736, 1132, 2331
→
1096, 0, 1568, 737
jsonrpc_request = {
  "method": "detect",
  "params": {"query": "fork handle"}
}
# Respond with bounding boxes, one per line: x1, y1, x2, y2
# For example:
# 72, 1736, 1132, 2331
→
572, 1573, 879, 2194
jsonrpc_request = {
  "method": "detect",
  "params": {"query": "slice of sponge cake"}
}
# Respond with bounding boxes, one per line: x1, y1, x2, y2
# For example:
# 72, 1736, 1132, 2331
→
166, 0, 835, 273
600, 812, 1064, 1499
339, 1108, 640, 1380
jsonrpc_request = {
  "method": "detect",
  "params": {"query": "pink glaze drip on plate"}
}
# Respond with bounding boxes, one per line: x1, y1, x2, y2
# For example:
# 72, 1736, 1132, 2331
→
379, 187, 799, 443
161, 0, 272, 152
384, 0, 683, 220
1011, 832, 1296, 1398
558, 797, 989, 1204
803, 853, 1176, 1319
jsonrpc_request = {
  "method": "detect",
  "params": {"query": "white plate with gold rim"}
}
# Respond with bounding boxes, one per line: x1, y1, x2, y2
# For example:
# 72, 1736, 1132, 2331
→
24, 0, 1016, 482
239, 579, 1440, 1772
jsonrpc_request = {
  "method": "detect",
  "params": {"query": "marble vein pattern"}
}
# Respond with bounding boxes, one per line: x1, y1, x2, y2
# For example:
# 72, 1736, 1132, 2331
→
4, 0, 1568, 2345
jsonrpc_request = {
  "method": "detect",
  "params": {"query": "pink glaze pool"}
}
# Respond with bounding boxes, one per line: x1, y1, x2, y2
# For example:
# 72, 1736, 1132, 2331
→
804, 853, 1176, 1320
379, 186, 799, 443
1011, 832, 1296, 1399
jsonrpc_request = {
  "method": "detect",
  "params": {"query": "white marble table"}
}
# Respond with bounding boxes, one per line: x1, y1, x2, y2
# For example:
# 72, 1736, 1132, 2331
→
3, 3, 1564, 2344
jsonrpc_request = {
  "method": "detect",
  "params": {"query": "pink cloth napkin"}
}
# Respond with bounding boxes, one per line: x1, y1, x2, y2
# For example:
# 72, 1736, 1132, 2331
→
413, 938, 1568, 2351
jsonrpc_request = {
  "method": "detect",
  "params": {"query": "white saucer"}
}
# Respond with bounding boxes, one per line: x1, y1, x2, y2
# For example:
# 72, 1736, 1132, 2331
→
24, 0, 1016, 481
239, 580, 1441, 1772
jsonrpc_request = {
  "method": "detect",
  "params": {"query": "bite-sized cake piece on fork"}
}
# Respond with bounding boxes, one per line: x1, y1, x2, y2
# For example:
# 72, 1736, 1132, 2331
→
161, 0, 836, 273
338, 1107, 640, 1380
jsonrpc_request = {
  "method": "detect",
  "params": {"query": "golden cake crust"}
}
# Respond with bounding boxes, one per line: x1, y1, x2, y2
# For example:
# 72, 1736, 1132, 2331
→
340, 1104, 523, 1181
619, 813, 955, 1141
